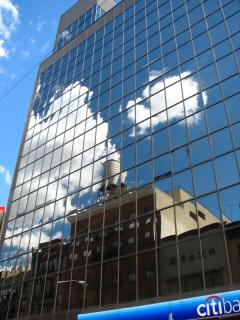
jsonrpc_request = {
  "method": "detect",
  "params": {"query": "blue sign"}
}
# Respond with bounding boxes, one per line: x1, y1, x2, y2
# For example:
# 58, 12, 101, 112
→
77, 290, 240, 320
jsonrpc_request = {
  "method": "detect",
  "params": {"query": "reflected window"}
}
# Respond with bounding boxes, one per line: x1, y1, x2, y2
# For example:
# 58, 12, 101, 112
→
172, 147, 190, 173
190, 137, 211, 165
138, 252, 156, 299
214, 153, 239, 189
209, 22, 228, 46
206, 103, 228, 133
199, 64, 218, 90
217, 54, 238, 81
211, 128, 233, 157
137, 161, 153, 187
153, 129, 169, 157
169, 120, 187, 149
193, 162, 216, 196
226, 94, 240, 124
232, 123, 240, 148
137, 137, 152, 164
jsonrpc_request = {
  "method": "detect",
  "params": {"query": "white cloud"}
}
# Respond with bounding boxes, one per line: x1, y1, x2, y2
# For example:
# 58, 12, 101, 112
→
30, 37, 35, 44
0, 0, 19, 38
36, 19, 46, 31
0, 0, 19, 58
0, 71, 209, 265
0, 39, 8, 57
127, 71, 208, 136
0, 163, 11, 185
29, 80, 120, 222
4, 227, 49, 253
4, 80, 121, 259
21, 50, 30, 58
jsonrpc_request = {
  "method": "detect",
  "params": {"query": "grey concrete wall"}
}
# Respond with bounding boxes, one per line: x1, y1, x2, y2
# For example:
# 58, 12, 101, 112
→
45, 0, 136, 74
54, 0, 116, 50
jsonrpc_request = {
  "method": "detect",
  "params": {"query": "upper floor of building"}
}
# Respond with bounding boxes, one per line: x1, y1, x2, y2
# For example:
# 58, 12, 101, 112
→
54, 0, 117, 52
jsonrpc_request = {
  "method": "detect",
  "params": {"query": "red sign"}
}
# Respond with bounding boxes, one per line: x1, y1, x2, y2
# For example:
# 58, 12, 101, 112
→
0, 206, 5, 214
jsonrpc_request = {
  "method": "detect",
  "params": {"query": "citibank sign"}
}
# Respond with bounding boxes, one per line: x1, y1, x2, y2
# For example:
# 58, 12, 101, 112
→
197, 295, 240, 317
77, 290, 240, 320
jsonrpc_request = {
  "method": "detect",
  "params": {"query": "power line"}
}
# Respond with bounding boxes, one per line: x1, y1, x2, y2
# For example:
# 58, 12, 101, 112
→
0, 52, 51, 103
0, 0, 122, 104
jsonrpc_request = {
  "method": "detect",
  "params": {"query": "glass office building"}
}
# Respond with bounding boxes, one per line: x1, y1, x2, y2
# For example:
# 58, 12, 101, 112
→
1, 0, 240, 319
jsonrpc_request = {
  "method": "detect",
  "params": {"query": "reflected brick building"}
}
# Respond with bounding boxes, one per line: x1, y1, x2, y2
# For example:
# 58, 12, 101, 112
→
1, 0, 240, 319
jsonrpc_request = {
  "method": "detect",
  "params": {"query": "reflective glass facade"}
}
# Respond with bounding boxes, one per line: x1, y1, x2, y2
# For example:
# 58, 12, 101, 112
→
56, 4, 105, 51
1, 0, 240, 319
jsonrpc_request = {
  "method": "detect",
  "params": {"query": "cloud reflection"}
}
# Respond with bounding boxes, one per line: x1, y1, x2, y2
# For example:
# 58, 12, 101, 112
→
127, 71, 208, 136
3, 71, 207, 264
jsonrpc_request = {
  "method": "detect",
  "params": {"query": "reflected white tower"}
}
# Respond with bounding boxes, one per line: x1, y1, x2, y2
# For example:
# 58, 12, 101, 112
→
98, 158, 127, 202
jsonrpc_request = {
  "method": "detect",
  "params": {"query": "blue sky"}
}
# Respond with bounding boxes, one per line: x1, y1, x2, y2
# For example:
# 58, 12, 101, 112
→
0, 0, 78, 206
